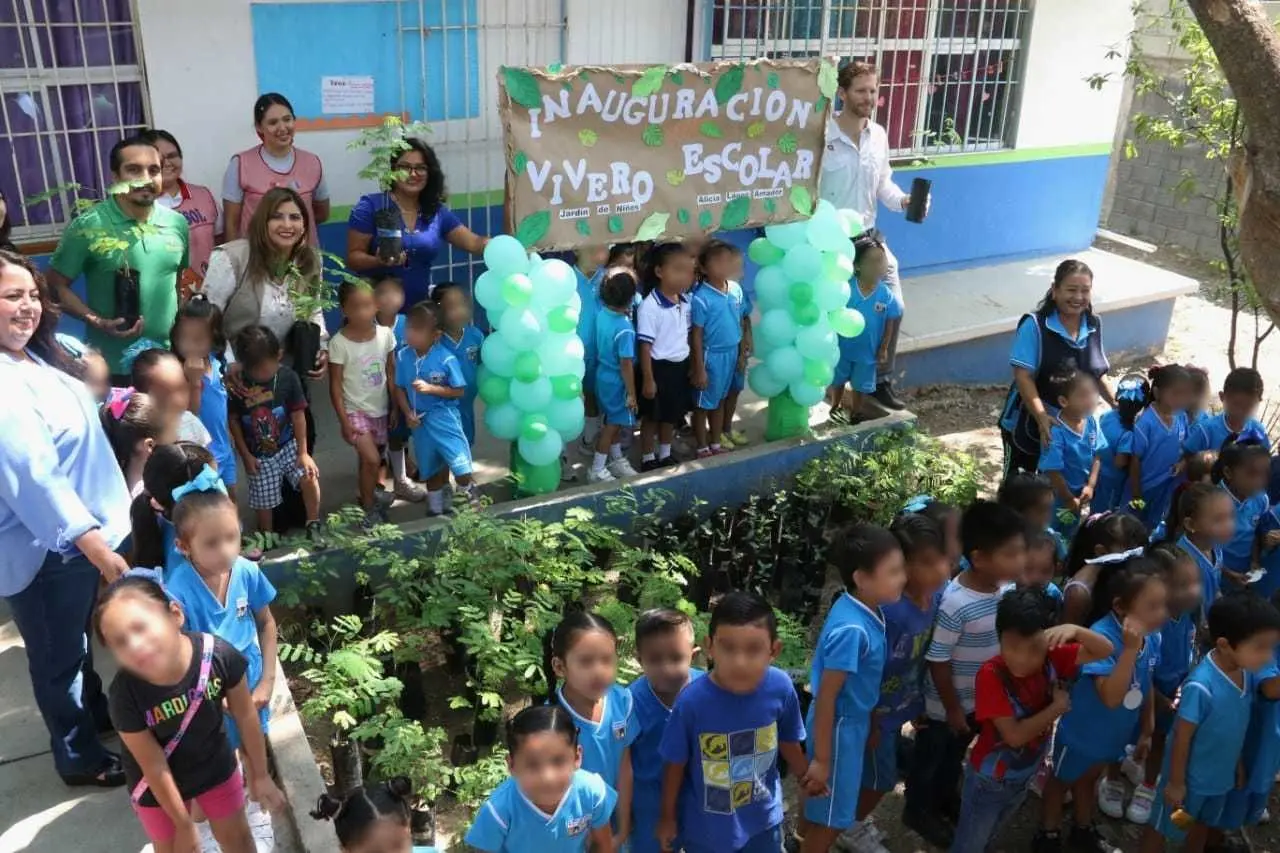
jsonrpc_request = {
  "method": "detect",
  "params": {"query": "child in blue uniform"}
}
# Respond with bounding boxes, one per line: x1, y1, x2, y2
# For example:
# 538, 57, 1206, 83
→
800, 524, 907, 853
171, 295, 236, 497
1016, 530, 1064, 610
703, 242, 752, 450
312, 776, 437, 853
1060, 512, 1150, 627
1124, 364, 1194, 530
1039, 366, 1106, 538
467, 705, 617, 853
1097, 373, 1151, 513
690, 240, 747, 458
658, 592, 812, 853
574, 245, 608, 453
589, 269, 639, 484
1171, 483, 1236, 632
1038, 555, 1168, 853
1144, 594, 1280, 853
129, 442, 222, 573
1222, 597, 1280, 833
1185, 367, 1269, 456
1256, 505, 1280, 599
1214, 436, 1271, 588
997, 472, 1069, 567
432, 282, 484, 445
830, 234, 902, 425
1184, 365, 1212, 430
373, 275, 425, 503
391, 302, 476, 516
629, 609, 703, 853
546, 611, 637, 844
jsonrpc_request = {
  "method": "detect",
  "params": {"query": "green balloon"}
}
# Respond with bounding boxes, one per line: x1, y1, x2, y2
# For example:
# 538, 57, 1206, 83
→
792, 301, 822, 326
749, 363, 787, 398
501, 273, 534, 307
481, 333, 517, 377
789, 282, 814, 306
521, 413, 550, 442
759, 309, 798, 347
822, 253, 854, 283
830, 308, 866, 338
518, 430, 563, 467
767, 346, 803, 383
510, 376, 553, 413
484, 402, 523, 440
514, 350, 542, 383
547, 304, 580, 334
802, 358, 834, 387
748, 237, 785, 267
551, 374, 582, 400
547, 396, 585, 440
790, 379, 826, 407
478, 373, 511, 406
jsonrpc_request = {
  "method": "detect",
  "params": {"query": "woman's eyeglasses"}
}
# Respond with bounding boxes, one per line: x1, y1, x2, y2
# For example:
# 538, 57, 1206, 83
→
395, 165, 430, 177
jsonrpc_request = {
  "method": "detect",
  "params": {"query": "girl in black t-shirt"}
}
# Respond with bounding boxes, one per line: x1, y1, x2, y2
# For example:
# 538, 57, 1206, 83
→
98, 574, 286, 853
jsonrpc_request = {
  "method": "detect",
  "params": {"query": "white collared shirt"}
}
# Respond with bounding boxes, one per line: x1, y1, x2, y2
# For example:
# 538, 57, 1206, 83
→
636, 289, 692, 362
820, 115, 908, 229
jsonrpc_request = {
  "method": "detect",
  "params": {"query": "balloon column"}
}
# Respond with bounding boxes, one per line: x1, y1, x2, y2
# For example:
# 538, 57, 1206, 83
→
746, 200, 868, 440
474, 235, 586, 495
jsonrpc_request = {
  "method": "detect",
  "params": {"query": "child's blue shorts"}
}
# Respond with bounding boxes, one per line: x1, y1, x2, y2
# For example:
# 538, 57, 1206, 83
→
861, 727, 902, 792
730, 366, 746, 393
803, 716, 869, 829
583, 357, 598, 396
460, 400, 477, 446
1051, 740, 1109, 784
596, 374, 636, 428
1220, 788, 1268, 830
412, 411, 474, 478
694, 347, 738, 411
1152, 787, 1233, 839
832, 356, 877, 394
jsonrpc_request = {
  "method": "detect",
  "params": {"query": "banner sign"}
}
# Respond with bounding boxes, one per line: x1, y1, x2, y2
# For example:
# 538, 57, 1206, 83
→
497, 59, 836, 250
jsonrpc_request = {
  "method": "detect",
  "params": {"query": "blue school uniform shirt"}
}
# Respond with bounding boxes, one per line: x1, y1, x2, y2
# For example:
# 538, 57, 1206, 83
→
1255, 507, 1280, 599
440, 325, 484, 399
1223, 486, 1268, 572
690, 281, 746, 351
658, 667, 805, 851
554, 684, 638, 790
1185, 413, 1271, 456
164, 556, 277, 689
841, 281, 902, 364
1154, 612, 1197, 698
379, 313, 407, 348
1130, 407, 1189, 494
1178, 534, 1223, 621
872, 592, 939, 731
630, 669, 707, 852
1240, 656, 1280, 795
395, 344, 465, 416
199, 358, 234, 475
1056, 613, 1161, 762
1095, 409, 1134, 511
575, 267, 603, 362
807, 593, 888, 722
1040, 415, 1108, 495
595, 310, 636, 386
465, 770, 616, 853
1174, 653, 1256, 796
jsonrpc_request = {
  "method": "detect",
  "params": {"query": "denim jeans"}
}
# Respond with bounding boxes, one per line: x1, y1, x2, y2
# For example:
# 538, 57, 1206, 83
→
949, 766, 1028, 853
905, 715, 975, 815
4, 551, 110, 775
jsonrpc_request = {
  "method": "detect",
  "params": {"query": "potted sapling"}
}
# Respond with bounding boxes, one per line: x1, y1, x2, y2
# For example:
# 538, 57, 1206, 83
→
360, 713, 450, 845
347, 115, 434, 264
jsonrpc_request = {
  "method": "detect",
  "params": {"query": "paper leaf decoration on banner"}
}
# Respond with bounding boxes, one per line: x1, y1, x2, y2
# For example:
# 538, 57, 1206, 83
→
514, 211, 551, 247
721, 197, 751, 230
677, 208, 690, 224
635, 212, 670, 242
700, 122, 724, 139
747, 122, 765, 139
642, 124, 664, 147
632, 66, 668, 97
578, 129, 598, 147
815, 95, 829, 113
764, 198, 777, 214
503, 67, 543, 109
767, 72, 780, 89
714, 65, 744, 104
818, 61, 838, 99
698, 210, 714, 229
778, 132, 798, 154
512, 151, 528, 173
666, 170, 686, 187
789, 186, 814, 216
608, 216, 623, 234
576, 220, 591, 236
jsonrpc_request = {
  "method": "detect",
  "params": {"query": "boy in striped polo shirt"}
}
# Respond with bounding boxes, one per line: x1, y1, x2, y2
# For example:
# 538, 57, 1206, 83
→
903, 501, 1028, 849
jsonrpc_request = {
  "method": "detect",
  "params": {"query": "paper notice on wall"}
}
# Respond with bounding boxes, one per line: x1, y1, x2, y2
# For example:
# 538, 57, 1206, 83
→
321, 76, 375, 115
497, 59, 834, 250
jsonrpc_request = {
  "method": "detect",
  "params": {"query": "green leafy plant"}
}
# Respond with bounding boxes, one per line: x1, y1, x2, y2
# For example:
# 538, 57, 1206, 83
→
282, 615, 403, 732
347, 115, 435, 191
24, 180, 163, 271
354, 712, 451, 804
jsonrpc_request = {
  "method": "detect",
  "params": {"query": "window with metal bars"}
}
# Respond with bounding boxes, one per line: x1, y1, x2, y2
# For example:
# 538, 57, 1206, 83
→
0, 0, 150, 242
706, 0, 1031, 157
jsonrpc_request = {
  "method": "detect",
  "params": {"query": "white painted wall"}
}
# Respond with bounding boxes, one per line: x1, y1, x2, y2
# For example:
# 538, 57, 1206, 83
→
564, 0, 689, 64
1014, 0, 1133, 150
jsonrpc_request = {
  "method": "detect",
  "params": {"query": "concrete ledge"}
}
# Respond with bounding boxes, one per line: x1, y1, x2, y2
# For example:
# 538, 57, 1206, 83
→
267, 660, 334, 853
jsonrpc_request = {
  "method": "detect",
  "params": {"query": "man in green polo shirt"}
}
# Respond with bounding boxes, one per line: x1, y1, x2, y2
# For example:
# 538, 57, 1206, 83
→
46, 135, 188, 379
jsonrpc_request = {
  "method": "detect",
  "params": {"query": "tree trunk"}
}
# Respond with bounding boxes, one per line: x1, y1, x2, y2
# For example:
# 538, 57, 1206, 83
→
1185, 0, 1280, 321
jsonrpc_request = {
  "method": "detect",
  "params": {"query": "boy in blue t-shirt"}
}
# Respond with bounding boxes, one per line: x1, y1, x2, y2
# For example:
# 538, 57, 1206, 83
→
574, 245, 607, 452
1038, 366, 1106, 539
391, 301, 476, 515
1184, 367, 1269, 456
590, 269, 639, 484
629, 609, 704, 853
432, 282, 485, 445
657, 592, 812, 853
830, 234, 901, 425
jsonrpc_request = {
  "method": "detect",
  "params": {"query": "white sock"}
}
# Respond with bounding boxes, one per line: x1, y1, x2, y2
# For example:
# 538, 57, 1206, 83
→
710, 443, 721, 452
390, 448, 407, 482
609, 443, 623, 461
584, 415, 601, 442
592, 452, 608, 472
659, 443, 672, 459
642, 452, 656, 463
427, 490, 444, 514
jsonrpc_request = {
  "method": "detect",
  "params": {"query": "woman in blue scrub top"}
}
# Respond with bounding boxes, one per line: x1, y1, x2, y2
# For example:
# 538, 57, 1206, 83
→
999, 259, 1115, 481
346, 138, 488, 307
0, 251, 132, 786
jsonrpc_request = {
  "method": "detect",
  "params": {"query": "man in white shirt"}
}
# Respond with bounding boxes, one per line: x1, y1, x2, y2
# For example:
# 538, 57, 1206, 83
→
821, 61, 928, 411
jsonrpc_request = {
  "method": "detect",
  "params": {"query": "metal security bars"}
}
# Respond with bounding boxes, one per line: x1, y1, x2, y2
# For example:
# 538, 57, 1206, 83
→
706, 0, 1032, 157
0, 0, 151, 241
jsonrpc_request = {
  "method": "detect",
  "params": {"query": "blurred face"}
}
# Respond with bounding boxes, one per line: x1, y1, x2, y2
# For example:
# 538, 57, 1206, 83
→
173, 316, 214, 360
1020, 491, 1055, 533
1121, 577, 1169, 633
577, 245, 608, 273
656, 252, 696, 293
840, 72, 878, 120
973, 536, 1028, 584
374, 281, 405, 318
906, 545, 952, 594
706, 623, 779, 694
508, 732, 580, 810
177, 503, 242, 576
99, 594, 186, 683
1060, 379, 1099, 418
143, 357, 190, 417
439, 288, 472, 331
1158, 378, 1195, 414
1023, 545, 1057, 589
247, 354, 282, 384
342, 285, 378, 328
637, 625, 697, 696
0, 262, 41, 353
392, 149, 430, 196
1222, 389, 1262, 424
113, 144, 163, 206
1000, 630, 1048, 679
1227, 454, 1271, 499
1223, 629, 1280, 672
1167, 556, 1203, 616
704, 250, 742, 285
345, 817, 412, 853
940, 513, 962, 568
405, 318, 437, 352
1188, 492, 1236, 546
258, 103, 295, 149
1052, 273, 1092, 320
1190, 381, 1211, 415
855, 245, 888, 285
552, 629, 617, 701
84, 352, 110, 402
153, 137, 183, 188
855, 549, 907, 607
267, 201, 307, 253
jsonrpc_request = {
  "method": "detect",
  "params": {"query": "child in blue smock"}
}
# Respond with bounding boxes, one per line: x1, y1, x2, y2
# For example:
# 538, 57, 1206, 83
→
1038, 366, 1106, 538
1256, 506, 1280, 599
1221, 627, 1280, 831
1124, 364, 1195, 530
657, 592, 812, 853
830, 233, 902, 425
1214, 435, 1271, 588
997, 472, 1069, 568
1038, 555, 1167, 853
161, 477, 278, 761
703, 242, 752, 450
800, 524, 908, 853
392, 301, 476, 516
690, 240, 747, 457
1185, 367, 1269, 456
373, 275, 425, 503
312, 775, 434, 852
1171, 483, 1236, 632
629, 609, 704, 853
466, 705, 617, 853
1145, 595, 1280, 850
574, 245, 608, 453
1097, 374, 1151, 513
432, 282, 484, 446
129, 442, 224, 574
1184, 365, 1212, 431
589, 269, 640, 484
171, 295, 237, 497
547, 611, 637, 842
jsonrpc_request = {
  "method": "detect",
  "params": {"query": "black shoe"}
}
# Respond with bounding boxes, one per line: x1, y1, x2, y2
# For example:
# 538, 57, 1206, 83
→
61, 753, 125, 788
641, 459, 662, 472
1032, 829, 1064, 853
873, 380, 906, 411
903, 809, 954, 849
658, 455, 679, 468
1067, 823, 1118, 853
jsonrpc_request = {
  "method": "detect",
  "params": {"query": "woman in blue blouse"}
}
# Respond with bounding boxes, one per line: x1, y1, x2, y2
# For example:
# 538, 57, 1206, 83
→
346, 138, 488, 306
998, 260, 1116, 480
0, 250, 132, 786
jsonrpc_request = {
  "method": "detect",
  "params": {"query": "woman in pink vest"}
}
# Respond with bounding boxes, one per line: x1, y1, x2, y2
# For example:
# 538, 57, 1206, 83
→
221, 93, 329, 245
143, 129, 221, 284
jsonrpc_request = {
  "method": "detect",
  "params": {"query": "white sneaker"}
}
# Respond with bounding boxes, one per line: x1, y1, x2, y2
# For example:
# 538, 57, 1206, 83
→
1121, 754, 1146, 787
587, 466, 616, 484
1097, 776, 1127, 820
393, 478, 427, 502
1126, 783, 1156, 824
1260, 807, 1272, 825
842, 822, 890, 853
608, 457, 638, 478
